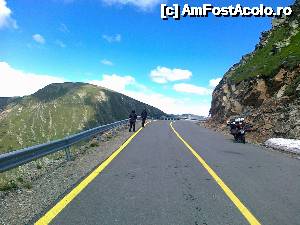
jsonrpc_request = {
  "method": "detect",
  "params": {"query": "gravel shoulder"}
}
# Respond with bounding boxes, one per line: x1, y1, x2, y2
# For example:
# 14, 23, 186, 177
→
0, 124, 137, 225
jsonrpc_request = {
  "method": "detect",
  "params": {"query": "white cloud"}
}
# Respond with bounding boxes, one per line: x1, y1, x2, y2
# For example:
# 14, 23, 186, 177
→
125, 90, 210, 116
0, 0, 17, 29
59, 23, 69, 33
90, 74, 135, 93
0, 62, 65, 97
33, 34, 45, 44
102, 34, 121, 43
0, 63, 211, 116
150, 66, 192, 84
55, 40, 66, 48
101, 59, 114, 66
173, 83, 212, 96
89, 74, 210, 116
209, 77, 222, 88
102, 0, 164, 10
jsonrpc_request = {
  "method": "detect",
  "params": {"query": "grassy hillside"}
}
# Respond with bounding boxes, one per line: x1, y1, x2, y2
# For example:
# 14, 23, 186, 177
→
231, 29, 299, 83
0, 82, 165, 153
229, 1, 300, 83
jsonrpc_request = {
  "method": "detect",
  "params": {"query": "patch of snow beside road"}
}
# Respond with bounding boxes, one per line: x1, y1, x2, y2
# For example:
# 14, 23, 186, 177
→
265, 138, 300, 154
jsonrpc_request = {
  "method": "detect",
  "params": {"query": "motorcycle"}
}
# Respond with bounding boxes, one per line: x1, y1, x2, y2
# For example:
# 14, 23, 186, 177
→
227, 118, 249, 144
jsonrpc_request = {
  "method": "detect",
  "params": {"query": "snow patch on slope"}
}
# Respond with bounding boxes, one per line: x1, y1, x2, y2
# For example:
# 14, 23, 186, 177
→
265, 138, 300, 154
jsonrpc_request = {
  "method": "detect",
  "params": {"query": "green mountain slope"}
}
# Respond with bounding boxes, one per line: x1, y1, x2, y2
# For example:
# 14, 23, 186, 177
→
227, 1, 300, 84
0, 82, 165, 153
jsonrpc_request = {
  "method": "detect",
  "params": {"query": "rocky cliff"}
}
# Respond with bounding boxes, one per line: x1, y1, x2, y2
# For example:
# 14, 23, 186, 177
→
208, 1, 300, 143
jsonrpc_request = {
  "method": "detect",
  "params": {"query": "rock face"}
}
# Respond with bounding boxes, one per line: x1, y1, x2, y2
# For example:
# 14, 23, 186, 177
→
208, 1, 300, 143
0, 82, 165, 153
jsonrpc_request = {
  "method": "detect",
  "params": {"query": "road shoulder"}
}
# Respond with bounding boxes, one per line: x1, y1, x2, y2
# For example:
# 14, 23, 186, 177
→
0, 125, 137, 225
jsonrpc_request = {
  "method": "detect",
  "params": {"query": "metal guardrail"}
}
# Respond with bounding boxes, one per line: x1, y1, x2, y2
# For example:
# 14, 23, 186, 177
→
0, 119, 129, 173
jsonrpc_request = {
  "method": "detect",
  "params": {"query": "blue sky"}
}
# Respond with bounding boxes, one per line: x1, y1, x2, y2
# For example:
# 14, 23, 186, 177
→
0, 0, 295, 115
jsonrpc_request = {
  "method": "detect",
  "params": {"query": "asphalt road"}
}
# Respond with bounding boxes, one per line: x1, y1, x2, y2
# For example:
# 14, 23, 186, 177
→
44, 121, 300, 225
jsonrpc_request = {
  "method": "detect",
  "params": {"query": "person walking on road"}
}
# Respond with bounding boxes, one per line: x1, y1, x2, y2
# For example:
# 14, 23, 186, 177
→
129, 110, 137, 132
141, 108, 147, 127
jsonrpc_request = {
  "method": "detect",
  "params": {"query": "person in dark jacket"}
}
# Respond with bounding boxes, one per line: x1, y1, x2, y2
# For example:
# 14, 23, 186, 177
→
141, 108, 147, 127
129, 110, 137, 132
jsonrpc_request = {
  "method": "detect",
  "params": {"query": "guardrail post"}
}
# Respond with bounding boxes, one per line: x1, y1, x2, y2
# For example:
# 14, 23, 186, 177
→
65, 147, 72, 161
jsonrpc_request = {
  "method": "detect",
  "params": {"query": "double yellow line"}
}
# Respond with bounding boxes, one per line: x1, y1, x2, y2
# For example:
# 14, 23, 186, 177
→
170, 122, 261, 225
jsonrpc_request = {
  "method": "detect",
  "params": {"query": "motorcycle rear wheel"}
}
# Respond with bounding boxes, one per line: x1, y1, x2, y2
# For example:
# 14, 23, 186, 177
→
242, 136, 246, 144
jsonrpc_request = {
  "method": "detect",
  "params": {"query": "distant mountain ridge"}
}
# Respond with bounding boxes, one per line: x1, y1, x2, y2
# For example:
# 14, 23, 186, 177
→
0, 97, 17, 112
0, 82, 165, 153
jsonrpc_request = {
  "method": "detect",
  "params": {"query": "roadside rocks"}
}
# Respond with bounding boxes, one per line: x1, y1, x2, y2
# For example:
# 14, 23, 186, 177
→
208, 66, 300, 143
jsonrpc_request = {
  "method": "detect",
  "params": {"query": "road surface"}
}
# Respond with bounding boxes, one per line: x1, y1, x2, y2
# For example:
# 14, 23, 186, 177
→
36, 121, 300, 225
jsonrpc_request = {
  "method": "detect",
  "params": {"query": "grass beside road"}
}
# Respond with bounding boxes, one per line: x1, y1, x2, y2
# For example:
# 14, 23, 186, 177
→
0, 128, 119, 192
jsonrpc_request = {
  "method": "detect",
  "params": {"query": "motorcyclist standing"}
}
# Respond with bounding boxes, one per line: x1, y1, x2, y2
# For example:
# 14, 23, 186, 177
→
129, 110, 137, 132
141, 108, 147, 127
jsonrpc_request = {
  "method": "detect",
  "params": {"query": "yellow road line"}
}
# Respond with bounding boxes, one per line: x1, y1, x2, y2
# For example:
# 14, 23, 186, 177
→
170, 122, 261, 225
35, 123, 149, 225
